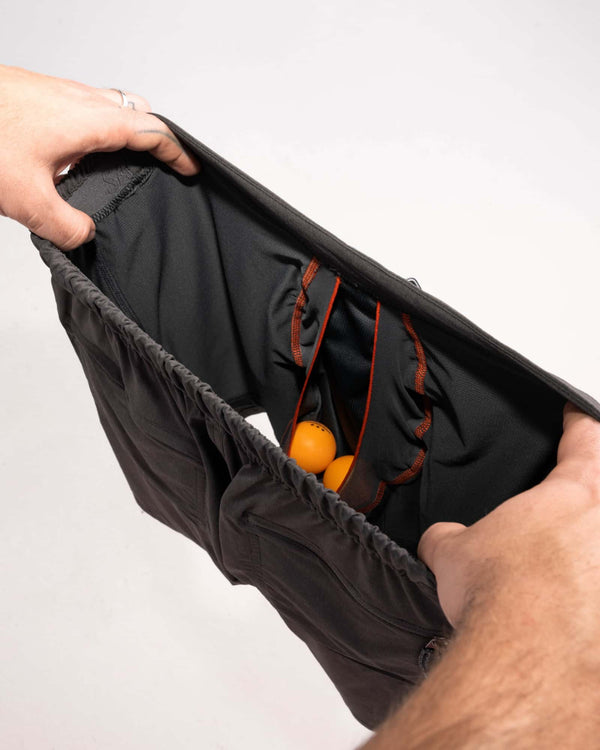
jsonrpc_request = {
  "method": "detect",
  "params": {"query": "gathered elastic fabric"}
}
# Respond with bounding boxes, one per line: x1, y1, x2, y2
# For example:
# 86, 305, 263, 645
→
39, 237, 435, 586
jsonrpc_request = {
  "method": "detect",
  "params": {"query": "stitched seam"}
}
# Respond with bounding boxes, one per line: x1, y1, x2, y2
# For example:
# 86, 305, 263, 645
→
415, 395, 433, 439
390, 448, 427, 485
322, 643, 421, 683
95, 254, 144, 329
291, 257, 321, 366
386, 314, 432, 486
90, 167, 155, 224
357, 481, 388, 515
354, 310, 431, 513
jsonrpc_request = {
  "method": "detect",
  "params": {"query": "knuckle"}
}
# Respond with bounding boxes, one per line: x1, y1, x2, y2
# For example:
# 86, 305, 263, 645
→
164, 149, 185, 168
122, 107, 144, 136
134, 95, 152, 112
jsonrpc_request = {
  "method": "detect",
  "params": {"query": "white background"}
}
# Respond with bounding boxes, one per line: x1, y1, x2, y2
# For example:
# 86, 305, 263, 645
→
1, 2, 599, 748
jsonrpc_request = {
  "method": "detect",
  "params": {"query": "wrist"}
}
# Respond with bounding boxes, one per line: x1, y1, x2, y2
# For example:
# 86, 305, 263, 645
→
361, 582, 600, 750
463, 554, 600, 658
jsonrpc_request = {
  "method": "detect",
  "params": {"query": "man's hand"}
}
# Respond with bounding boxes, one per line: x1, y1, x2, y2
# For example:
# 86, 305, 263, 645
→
0, 65, 201, 250
358, 401, 600, 748
417, 400, 600, 629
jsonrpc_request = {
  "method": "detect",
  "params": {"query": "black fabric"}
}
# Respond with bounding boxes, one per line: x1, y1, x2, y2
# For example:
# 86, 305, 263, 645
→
30, 117, 600, 730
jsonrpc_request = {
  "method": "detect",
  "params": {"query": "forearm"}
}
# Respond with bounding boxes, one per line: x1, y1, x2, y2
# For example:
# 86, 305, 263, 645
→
358, 583, 600, 749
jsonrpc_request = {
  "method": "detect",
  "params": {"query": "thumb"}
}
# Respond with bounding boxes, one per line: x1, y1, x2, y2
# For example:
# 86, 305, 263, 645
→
557, 401, 600, 466
15, 177, 95, 251
417, 521, 467, 574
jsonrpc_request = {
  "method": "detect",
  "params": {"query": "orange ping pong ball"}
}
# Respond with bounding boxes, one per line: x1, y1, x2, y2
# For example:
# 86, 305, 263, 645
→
289, 421, 337, 474
323, 455, 354, 492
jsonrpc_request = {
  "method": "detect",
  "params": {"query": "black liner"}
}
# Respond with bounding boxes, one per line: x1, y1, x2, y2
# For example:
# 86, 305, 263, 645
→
30, 118, 600, 730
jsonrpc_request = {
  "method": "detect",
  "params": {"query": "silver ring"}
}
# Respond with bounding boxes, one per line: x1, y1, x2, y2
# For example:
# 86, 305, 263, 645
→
112, 88, 136, 109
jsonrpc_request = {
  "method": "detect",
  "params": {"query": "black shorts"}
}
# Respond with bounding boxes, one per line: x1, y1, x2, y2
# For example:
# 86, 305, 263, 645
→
31, 116, 600, 730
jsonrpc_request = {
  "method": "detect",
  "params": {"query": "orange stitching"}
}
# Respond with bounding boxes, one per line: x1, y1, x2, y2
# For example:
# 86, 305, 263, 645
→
381, 314, 432, 494
356, 480, 387, 514
415, 395, 432, 439
390, 448, 426, 485
401, 313, 428, 395
291, 257, 321, 367
345, 310, 432, 515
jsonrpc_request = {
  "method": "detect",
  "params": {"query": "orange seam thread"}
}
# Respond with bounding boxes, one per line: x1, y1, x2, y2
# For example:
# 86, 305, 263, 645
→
349, 310, 432, 514
390, 448, 426, 485
357, 480, 387, 515
402, 313, 427, 395
386, 314, 432, 487
291, 257, 321, 367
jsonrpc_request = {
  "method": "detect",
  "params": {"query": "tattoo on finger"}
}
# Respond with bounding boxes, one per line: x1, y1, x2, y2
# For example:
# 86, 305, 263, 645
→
135, 128, 181, 149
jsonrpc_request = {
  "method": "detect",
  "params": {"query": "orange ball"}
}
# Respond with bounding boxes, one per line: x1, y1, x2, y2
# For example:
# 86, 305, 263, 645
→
322, 455, 355, 492
289, 421, 337, 474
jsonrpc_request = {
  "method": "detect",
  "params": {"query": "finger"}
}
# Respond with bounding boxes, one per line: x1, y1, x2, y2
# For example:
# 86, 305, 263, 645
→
563, 400, 583, 431
127, 111, 202, 176
12, 177, 96, 251
95, 87, 152, 113
417, 521, 466, 573
90, 108, 201, 176
558, 401, 600, 468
